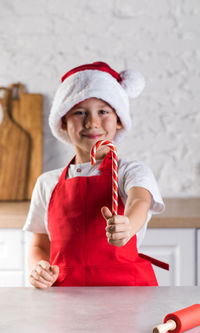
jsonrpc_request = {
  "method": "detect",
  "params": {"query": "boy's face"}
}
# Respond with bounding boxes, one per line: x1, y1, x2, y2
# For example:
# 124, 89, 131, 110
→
61, 98, 122, 160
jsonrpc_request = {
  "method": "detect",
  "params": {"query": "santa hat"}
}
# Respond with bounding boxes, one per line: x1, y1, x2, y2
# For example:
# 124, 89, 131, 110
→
49, 61, 145, 144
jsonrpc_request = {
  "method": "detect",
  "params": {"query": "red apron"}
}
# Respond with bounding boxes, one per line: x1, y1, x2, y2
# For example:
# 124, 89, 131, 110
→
48, 152, 168, 286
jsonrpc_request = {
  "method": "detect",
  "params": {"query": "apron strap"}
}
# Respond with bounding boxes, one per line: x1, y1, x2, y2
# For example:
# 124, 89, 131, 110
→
139, 253, 169, 271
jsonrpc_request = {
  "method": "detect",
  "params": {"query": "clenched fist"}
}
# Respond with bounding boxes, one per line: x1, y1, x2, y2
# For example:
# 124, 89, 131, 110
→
29, 260, 59, 289
101, 206, 133, 247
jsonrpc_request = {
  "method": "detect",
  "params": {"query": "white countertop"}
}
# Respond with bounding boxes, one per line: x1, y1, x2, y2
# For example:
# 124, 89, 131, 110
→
0, 287, 199, 332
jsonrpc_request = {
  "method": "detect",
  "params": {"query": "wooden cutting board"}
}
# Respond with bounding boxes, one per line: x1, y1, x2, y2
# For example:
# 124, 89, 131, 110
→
0, 87, 31, 200
10, 84, 43, 199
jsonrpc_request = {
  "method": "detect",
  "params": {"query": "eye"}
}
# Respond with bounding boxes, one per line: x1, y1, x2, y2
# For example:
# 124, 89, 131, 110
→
73, 110, 86, 116
99, 109, 109, 115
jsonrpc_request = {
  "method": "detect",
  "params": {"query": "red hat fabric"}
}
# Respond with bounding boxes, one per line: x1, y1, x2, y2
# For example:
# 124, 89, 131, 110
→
49, 61, 145, 144
61, 61, 122, 83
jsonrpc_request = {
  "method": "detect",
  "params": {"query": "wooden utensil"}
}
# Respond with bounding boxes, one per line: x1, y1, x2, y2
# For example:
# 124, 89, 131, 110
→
0, 87, 31, 200
10, 83, 43, 199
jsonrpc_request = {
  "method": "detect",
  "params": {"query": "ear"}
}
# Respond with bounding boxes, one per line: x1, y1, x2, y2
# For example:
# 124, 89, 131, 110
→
116, 116, 122, 129
61, 115, 67, 130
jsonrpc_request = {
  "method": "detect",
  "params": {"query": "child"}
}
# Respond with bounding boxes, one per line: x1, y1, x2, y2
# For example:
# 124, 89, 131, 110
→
23, 61, 167, 289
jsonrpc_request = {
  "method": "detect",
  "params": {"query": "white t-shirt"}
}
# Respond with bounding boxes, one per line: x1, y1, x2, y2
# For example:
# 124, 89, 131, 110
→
23, 158, 165, 248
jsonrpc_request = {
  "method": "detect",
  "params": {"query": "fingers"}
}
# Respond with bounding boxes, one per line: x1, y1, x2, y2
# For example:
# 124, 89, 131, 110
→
101, 206, 112, 220
103, 213, 132, 247
106, 215, 129, 225
106, 230, 131, 240
50, 265, 59, 279
106, 223, 131, 233
106, 229, 131, 248
107, 237, 130, 247
29, 260, 59, 289
39, 260, 51, 271
29, 275, 51, 289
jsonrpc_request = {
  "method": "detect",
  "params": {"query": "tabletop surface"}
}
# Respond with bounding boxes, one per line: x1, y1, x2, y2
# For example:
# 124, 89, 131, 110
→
0, 287, 199, 333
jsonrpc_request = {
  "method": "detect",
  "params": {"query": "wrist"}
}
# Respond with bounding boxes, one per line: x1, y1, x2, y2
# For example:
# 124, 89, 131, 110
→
125, 199, 149, 236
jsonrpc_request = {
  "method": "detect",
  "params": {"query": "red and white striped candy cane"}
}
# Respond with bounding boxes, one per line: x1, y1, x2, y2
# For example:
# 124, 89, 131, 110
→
90, 140, 118, 215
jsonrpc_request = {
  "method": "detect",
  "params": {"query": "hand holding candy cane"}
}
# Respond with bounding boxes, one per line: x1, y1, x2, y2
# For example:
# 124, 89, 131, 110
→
91, 140, 133, 247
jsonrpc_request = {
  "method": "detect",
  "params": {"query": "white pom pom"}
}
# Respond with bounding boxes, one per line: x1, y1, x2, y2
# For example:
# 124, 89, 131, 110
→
120, 69, 145, 98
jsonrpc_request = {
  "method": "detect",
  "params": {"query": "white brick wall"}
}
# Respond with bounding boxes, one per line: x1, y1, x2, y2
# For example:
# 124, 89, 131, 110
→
0, 0, 200, 197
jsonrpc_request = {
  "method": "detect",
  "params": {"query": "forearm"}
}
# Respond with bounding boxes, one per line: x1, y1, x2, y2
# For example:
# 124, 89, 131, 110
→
124, 199, 150, 236
28, 246, 50, 271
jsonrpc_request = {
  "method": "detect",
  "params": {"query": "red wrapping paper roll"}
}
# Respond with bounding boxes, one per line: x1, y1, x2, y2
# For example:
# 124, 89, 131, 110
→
164, 304, 200, 333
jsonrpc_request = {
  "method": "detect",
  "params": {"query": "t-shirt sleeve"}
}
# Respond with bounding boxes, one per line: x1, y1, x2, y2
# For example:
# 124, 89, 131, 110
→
120, 159, 165, 214
23, 175, 48, 234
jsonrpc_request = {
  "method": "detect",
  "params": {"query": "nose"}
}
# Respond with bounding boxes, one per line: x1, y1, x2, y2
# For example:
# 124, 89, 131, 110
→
84, 113, 100, 129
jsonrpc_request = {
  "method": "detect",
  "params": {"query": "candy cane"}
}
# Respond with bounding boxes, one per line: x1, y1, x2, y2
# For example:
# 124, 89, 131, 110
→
90, 140, 118, 215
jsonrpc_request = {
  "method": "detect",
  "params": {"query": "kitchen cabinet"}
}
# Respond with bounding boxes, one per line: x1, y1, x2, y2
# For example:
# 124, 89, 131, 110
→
140, 228, 196, 286
24, 231, 32, 286
0, 229, 24, 287
0, 229, 32, 287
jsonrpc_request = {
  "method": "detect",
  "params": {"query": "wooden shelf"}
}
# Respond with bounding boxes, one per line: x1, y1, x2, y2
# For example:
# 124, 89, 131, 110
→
149, 198, 200, 228
0, 198, 200, 229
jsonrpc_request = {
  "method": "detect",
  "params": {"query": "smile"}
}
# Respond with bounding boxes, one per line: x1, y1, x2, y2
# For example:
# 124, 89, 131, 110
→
82, 134, 103, 139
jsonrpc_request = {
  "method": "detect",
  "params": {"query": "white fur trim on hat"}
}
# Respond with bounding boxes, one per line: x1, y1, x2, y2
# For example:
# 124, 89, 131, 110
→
49, 67, 145, 145
120, 70, 145, 98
